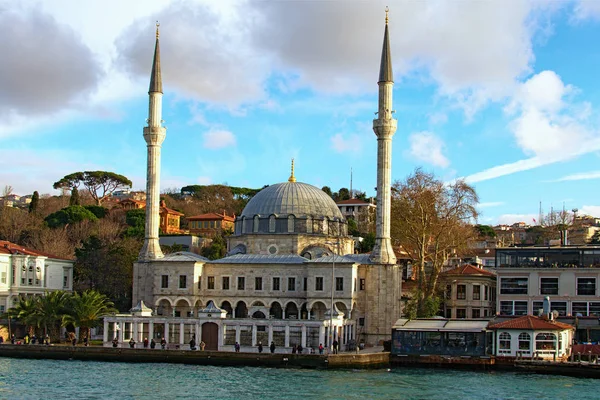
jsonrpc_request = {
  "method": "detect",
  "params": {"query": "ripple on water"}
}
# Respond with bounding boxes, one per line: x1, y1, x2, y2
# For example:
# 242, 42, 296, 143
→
0, 358, 597, 400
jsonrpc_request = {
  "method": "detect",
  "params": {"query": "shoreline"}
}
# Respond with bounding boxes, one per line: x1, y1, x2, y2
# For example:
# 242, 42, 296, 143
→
1, 344, 599, 378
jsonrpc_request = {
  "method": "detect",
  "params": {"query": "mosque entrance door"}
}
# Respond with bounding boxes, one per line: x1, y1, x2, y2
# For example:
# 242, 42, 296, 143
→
202, 322, 218, 351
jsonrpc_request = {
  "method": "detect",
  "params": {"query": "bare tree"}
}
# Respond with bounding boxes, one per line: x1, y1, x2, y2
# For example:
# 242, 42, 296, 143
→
391, 169, 479, 317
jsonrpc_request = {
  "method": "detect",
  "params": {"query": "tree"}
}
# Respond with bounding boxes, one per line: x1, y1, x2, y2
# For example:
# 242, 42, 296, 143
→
201, 233, 227, 260
475, 224, 496, 238
124, 209, 146, 239
391, 169, 479, 317
590, 230, 600, 245
28, 191, 39, 214
44, 205, 98, 228
6, 296, 40, 337
322, 186, 333, 198
35, 290, 71, 341
53, 171, 132, 205
69, 187, 81, 206
64, 290, 116, 342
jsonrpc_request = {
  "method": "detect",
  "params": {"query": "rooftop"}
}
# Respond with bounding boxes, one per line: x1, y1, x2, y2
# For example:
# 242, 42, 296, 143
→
488, 315, 574, 331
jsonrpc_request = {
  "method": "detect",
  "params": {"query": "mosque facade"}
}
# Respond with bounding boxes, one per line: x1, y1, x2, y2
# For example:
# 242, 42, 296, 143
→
115, 13, 402, 352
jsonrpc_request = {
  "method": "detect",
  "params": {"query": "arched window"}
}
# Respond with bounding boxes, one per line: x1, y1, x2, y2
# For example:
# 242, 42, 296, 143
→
535, 333, 556, 351
269, 215, 276, 233
306, 217, 313, 234
518, 332, 531, 352
499, 332, 511, 354
288, 215, 295, 233
253, 215, 259, 233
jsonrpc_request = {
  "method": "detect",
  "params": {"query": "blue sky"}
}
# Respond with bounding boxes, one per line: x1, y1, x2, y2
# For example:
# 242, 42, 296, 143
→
1, 0, 600, 225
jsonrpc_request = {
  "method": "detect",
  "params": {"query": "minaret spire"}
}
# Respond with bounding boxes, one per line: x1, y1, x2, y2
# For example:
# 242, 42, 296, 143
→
371, 7, 397, 265
140, 22, 167, 261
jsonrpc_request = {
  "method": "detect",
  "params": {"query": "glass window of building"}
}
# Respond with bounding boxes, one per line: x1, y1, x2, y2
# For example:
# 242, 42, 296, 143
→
456, 308, 466, 318
499, 332, 511, 352
360, 279, 365, 291
304, 277, 308, 291
288, 277, 295, 291
316, 277, 324, 291
161, 275, 169, 289
336, 277, 344, 291
518, 332, 531, 351
273, 277, 280, 291
500, 277, 528, 295
551, 301, 567, 316
255, 277, 263, 291
572, 302, 588, 316
237, 277, 245, 290
540, 277, 559, 295
514, 301, 528, 315
179, 275, 187, 289
535, 333, 556, 351
457, 285, 466, 300
577, 277, 596, 296
222, 276, 230, 290
473, 285, 481, 300
590, 302, 600, 316
207, 276, 215, 290
471, 309, 480, 318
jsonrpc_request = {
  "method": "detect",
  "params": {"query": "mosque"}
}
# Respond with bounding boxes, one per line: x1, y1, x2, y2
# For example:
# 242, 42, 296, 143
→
104, 11, 403, 352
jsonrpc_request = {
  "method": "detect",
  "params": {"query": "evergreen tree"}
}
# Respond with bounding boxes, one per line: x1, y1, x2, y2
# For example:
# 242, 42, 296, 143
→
70, 187, 80, 206
28, 191, 39, 214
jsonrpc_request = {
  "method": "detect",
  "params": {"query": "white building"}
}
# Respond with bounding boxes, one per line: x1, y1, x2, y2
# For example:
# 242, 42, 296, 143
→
0, 240, 74, 313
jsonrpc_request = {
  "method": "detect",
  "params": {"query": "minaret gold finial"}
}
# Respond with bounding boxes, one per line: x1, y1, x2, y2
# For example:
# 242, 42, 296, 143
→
156, 21, 160, 39
385, 6, 389, 24
288, 158, 296, 183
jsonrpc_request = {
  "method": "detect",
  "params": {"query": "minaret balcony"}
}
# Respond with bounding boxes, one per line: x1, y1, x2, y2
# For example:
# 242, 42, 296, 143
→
372, 118, 397, 138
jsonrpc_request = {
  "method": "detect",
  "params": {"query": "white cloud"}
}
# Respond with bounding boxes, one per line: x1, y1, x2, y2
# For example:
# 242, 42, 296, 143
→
553, 170, 600, 182
497, 213, 538, 225
428, 112, 448, 125
331, 133, 361, 153
579, 205, 600, 217
465, 70, 600, 183
202, 130, 236, 149
571, 0, 600, 21
408, 131, 449, 168
196, 176, 212, 185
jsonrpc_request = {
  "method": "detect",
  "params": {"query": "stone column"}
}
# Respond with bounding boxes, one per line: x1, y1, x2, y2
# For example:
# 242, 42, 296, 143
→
319, 326, 325, 347
252, 325, 257, 347
149, 321, 154, 340
235, 325, 241, 345
103, 320, 109, 344
132, 322, 139, 343
301, 325, 307, 348
284, 325, 290, 348
268, 325, 273, 345
164, 322, 169, 342
179, 322, 184, 345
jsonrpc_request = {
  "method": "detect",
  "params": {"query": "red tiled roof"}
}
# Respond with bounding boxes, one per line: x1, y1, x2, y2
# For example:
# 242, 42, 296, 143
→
442, 264, 496, 277
488, 315, 574, 331
120, 199, 145, 205
187, 213, 235, 222
0, 240, 74, 261
160, 206, 184, 216
336, 199, 372, 205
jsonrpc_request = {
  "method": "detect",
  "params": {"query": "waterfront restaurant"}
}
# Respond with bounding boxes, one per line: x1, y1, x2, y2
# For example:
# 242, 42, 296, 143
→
103, 300, 351, 352
391, 318, 492, 356
488, 315, 574, 360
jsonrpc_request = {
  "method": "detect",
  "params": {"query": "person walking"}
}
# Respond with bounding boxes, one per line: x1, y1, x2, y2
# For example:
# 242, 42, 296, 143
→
160, 337, 167, 350
332, 340, 339, 354
270, 341, 276, 354
319, 343, 324, 355
257, 341, 263, 353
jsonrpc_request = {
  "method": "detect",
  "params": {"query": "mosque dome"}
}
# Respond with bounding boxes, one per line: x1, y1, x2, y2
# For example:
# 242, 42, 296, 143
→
240, 181, 343, 220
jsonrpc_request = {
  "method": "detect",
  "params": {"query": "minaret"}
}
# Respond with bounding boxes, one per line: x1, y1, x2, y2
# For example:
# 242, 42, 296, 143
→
139, 22, 166, 260
371, 8, 397, 265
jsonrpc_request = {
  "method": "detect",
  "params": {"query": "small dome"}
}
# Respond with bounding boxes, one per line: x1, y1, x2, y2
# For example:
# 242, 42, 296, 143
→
240, 181, 343, 220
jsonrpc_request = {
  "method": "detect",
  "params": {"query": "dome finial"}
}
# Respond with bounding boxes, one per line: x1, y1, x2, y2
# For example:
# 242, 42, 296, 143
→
385, 6, 389, 24
288, 158, 296, 183
156, 21, 160, 39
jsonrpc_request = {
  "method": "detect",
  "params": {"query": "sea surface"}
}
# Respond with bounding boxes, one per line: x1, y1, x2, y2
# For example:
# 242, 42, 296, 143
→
0, 357, 596, 399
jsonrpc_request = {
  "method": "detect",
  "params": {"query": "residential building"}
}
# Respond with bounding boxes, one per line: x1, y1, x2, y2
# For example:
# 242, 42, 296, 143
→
0, 240, 74, 313
335, 198, 376, 233
187, 212, 235, 236
120, 199, 184, 234
440, 264, 496, 319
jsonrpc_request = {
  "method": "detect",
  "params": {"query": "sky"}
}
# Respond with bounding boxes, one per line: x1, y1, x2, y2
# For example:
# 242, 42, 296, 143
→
1, 0, 600, 225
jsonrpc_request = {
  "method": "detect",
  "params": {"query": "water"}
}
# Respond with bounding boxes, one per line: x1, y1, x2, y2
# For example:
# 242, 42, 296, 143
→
0, 357, 596, 399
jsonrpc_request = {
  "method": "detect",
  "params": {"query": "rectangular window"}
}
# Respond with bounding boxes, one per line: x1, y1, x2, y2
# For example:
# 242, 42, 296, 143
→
304, 277, 308, 291
473, 285, 481, 300
590, 303, 600, 316
500, 277, 529, 295
288, 277, 296, 291
540, 277, 559, 295
532, 301, 543, 315
500, 301, 528, 316
237, 277, 245, 290
572, 302, 588, 316
457, 285, 466, 300
255, 277, 263, 291
514, 301, 528, 315
336, 277, 344, 291
179, 275, 187, 289
316, 277, 324, 291
360, 278, 365, 291
222, 276, 229, 290
273, 277, 280, 291
161, 275, 168, 288
577, 277, 596, 296
456, 309, 466, 318
210, 221, 215, 228
551, 301, 567, 316
62, 275, 68, 288
472, 309, 481, 318
197, 276, 202, 289
484, 285, 488, 301
207, 276, 215, 290
1, 272, 6, 284
445, 285, 452, 300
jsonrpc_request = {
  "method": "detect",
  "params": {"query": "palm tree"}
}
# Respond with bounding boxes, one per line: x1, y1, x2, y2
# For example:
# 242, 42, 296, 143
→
6, 296, 40, 337
36, 290, 71, 342
64, 290, 117, 343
